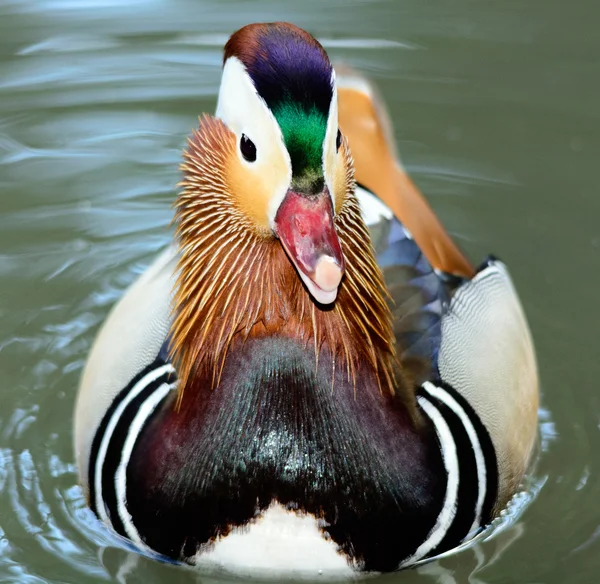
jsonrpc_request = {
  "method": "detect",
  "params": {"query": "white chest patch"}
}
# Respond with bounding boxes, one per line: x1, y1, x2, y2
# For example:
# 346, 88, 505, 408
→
192, 503, 358, 579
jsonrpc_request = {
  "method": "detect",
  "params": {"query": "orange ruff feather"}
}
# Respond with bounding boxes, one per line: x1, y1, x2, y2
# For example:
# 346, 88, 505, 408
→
171, 116, 407, 410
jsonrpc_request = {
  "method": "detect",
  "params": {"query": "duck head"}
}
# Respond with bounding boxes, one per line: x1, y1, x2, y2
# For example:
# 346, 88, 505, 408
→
215, 22, 348, 304
172, 23, 400, 402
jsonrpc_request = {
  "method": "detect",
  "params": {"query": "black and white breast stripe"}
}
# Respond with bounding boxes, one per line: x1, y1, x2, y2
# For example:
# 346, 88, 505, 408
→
402, 381, 498, 567
88, 358, 177, 552
87, 358, 497, 568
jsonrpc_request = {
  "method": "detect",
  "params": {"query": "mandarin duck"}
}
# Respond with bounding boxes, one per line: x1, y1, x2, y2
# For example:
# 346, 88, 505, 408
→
74, 22, 539, 578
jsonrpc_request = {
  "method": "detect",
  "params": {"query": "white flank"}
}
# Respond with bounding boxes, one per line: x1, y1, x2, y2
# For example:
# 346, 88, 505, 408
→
400, 395, 459, 567
114, 381, 175, 550
422, 382, 487, 536
194, 503, 357, 579
94, 363, 175, 527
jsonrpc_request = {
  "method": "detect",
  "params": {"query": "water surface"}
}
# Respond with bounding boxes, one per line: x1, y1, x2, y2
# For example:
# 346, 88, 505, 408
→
0, 1, 598, 582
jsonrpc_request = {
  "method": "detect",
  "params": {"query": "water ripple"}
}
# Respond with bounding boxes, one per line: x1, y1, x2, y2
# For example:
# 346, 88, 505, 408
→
0, 1, 575, 583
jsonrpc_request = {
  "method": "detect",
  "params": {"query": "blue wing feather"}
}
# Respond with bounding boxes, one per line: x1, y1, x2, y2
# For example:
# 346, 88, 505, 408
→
373, 210, 453, 383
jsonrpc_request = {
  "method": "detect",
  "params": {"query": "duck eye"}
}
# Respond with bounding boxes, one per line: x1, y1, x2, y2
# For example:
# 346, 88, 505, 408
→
336, 129, 342, 152
240, 134, 257, 162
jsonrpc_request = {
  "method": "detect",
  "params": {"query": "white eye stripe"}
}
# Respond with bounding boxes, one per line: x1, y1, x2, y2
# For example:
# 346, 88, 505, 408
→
216, 57, 291, 227
322, 80, 339, 211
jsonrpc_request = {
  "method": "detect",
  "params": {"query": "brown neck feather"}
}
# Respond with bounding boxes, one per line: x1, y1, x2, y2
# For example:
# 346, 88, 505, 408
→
171, 115, 412, 412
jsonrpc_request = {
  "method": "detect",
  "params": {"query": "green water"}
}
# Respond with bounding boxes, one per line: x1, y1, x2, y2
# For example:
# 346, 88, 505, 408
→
0, 0, 598, 582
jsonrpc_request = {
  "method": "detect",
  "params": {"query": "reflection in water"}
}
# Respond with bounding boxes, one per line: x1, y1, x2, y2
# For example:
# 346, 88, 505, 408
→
1, 0, 597, 582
